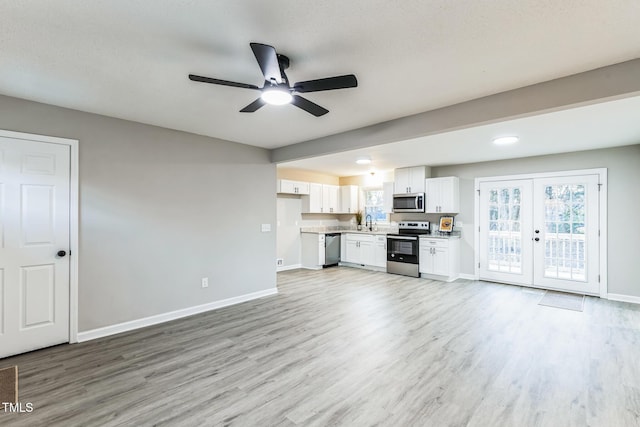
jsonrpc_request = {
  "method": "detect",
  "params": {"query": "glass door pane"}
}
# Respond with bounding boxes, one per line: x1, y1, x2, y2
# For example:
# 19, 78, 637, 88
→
533, 175, 599, 294
479, 180, 533, 285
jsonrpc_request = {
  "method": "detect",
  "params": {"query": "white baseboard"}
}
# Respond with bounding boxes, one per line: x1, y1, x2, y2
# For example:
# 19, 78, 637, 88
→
77, 288, 278, 342
607, 293, 640, 305
277, 264, 301, 272
458, 273, 478, 280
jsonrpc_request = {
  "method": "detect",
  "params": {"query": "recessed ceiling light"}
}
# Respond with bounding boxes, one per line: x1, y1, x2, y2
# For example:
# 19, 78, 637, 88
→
356, 156, 372, 165
493, 136, 519, 145
261, 88, 292, 105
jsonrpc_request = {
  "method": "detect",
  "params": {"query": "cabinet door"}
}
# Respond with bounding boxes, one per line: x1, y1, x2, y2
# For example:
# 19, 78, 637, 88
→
432, 247, 450, 276
440, 177, 459, 213
425, 178, 441, 213
408, 166, 426, 193
383, 182, 394, 213
322, 185, 339, 213
374, 239, 387, 268
344, 239, 359, 263
278, 179, 296, 194
303, 183, 323, 213
296, 181, 310, 195
394, 168, 410, 194
340, 185, 358, 213
360, 240, 374, 266
426, 177, 459, 213
419, 245, 432, 274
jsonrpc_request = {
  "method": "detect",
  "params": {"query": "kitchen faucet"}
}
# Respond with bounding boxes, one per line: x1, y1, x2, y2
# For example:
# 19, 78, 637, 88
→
365, 214, 372, 231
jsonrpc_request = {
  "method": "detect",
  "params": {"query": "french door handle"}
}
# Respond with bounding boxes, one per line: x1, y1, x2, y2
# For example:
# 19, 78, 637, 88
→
534, 237, 540, 242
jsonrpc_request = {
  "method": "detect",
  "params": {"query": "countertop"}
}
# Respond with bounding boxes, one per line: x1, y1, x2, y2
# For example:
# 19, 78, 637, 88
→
300, 227, 461, 239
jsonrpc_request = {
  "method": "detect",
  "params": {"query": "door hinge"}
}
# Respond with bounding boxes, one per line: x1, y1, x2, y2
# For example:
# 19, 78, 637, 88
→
477, 189, 480, 196
478, 262, 480, 268
598, 275, 600, 283
598, 183, 602, 191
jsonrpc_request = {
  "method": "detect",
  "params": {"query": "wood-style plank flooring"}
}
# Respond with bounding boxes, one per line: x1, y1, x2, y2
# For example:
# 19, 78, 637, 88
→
1, 267, 639, 426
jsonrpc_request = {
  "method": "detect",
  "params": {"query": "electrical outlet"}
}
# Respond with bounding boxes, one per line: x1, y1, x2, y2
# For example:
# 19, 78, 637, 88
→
276, 258, 284, 266
201, 277, 209, 288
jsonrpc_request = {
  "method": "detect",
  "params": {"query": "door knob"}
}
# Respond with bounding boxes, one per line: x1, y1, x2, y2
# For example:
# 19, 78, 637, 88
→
57, 250, 67, 257
535, 230, 540, 233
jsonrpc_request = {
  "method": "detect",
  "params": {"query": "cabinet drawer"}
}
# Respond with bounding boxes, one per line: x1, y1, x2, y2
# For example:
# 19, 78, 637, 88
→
420, 238, 449, 248
346, 233, 374, 242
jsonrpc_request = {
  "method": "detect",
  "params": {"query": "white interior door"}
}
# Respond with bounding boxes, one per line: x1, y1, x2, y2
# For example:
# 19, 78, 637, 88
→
0, 136, 70, 358
533, 175, 600, 295
479, 180, 533, 285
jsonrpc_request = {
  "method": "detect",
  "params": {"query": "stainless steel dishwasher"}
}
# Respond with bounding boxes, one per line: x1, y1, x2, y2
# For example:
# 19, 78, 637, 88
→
324, 233, 341, 267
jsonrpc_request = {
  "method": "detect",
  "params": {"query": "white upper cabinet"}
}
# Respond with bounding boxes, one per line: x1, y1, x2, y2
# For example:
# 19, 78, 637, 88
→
394, 166, 426, 194
322, 184, 340, 213
383, 182, 394, 213
302, 183, 323, 213
425, 177, 459, 213
278, 179, 310, 195
301, 182, 360, 214
339, 185, 358, 214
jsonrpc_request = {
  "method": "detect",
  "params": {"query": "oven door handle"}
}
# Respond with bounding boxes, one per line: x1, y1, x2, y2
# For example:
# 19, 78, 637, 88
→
387, 235, 418, 240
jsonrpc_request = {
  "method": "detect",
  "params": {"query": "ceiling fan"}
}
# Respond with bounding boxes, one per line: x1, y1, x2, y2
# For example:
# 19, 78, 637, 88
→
188, 42, 358, 117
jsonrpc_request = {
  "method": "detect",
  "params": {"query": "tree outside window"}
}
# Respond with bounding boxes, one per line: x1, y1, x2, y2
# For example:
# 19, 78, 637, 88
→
364, 188, 387, 223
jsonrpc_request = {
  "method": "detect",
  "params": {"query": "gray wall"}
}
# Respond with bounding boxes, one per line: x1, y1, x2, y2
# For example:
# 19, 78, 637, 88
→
432, 144, 640, 297
0, 94, 277, 331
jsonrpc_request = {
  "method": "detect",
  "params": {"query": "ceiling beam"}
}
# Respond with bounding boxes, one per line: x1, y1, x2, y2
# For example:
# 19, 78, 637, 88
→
271, 58, 640, 163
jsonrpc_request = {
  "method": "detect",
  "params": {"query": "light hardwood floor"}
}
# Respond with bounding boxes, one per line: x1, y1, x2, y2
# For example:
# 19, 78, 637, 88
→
1, 267, 639, 426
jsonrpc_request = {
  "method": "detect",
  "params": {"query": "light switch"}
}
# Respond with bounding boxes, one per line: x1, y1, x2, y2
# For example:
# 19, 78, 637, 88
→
261, 224, 271, 232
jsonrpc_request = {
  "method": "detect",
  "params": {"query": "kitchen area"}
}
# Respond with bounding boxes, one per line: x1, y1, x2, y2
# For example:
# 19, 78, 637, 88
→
277, 165, 462, 282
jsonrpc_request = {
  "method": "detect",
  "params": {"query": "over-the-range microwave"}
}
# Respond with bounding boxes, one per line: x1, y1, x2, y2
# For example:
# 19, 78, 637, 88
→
393, 193, 425, 213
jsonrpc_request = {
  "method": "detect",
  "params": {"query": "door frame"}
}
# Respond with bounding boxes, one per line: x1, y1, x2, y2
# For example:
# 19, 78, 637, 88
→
0, 129, 79, 343
474, 168, 608, 298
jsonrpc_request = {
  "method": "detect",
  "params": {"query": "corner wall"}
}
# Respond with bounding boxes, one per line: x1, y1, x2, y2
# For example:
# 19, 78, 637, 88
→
0, 94, 277, 332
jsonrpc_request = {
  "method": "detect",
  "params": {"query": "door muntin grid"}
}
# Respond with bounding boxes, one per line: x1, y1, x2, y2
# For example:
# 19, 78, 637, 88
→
487, 186, 523, 274
542, 184, 587, 282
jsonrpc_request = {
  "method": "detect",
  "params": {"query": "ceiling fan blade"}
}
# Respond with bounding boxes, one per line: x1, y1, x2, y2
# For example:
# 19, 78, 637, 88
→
291, 95, 329, 117
293, 74, 357, 93
189, 74, 260, 90
250, 43, 282, 84
240, 98, 266, 113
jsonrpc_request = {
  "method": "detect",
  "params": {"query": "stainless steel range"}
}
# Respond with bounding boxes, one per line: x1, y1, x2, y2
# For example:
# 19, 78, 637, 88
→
387, 221, 430, 277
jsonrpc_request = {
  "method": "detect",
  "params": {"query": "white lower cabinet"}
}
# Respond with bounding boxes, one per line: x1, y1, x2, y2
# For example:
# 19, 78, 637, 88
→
373, 235, 387, 268
344, 233, 375, 266
419, 237, 460, 282
301, 233, 325, 269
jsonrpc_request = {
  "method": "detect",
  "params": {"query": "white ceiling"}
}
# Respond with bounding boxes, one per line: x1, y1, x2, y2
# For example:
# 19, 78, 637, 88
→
1, 1, 640, 151
278, 95, 640, 176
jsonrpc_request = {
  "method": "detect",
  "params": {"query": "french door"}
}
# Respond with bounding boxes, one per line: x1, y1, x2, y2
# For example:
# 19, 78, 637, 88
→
479, 173, 601, 295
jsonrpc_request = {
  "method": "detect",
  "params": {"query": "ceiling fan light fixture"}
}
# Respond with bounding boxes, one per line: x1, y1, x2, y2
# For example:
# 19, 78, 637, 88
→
261, 88, 292, 105
493, 136, 519, 145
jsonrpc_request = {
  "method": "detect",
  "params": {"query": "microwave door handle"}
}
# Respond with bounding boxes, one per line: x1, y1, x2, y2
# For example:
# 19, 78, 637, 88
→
415, 195, 419, 209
